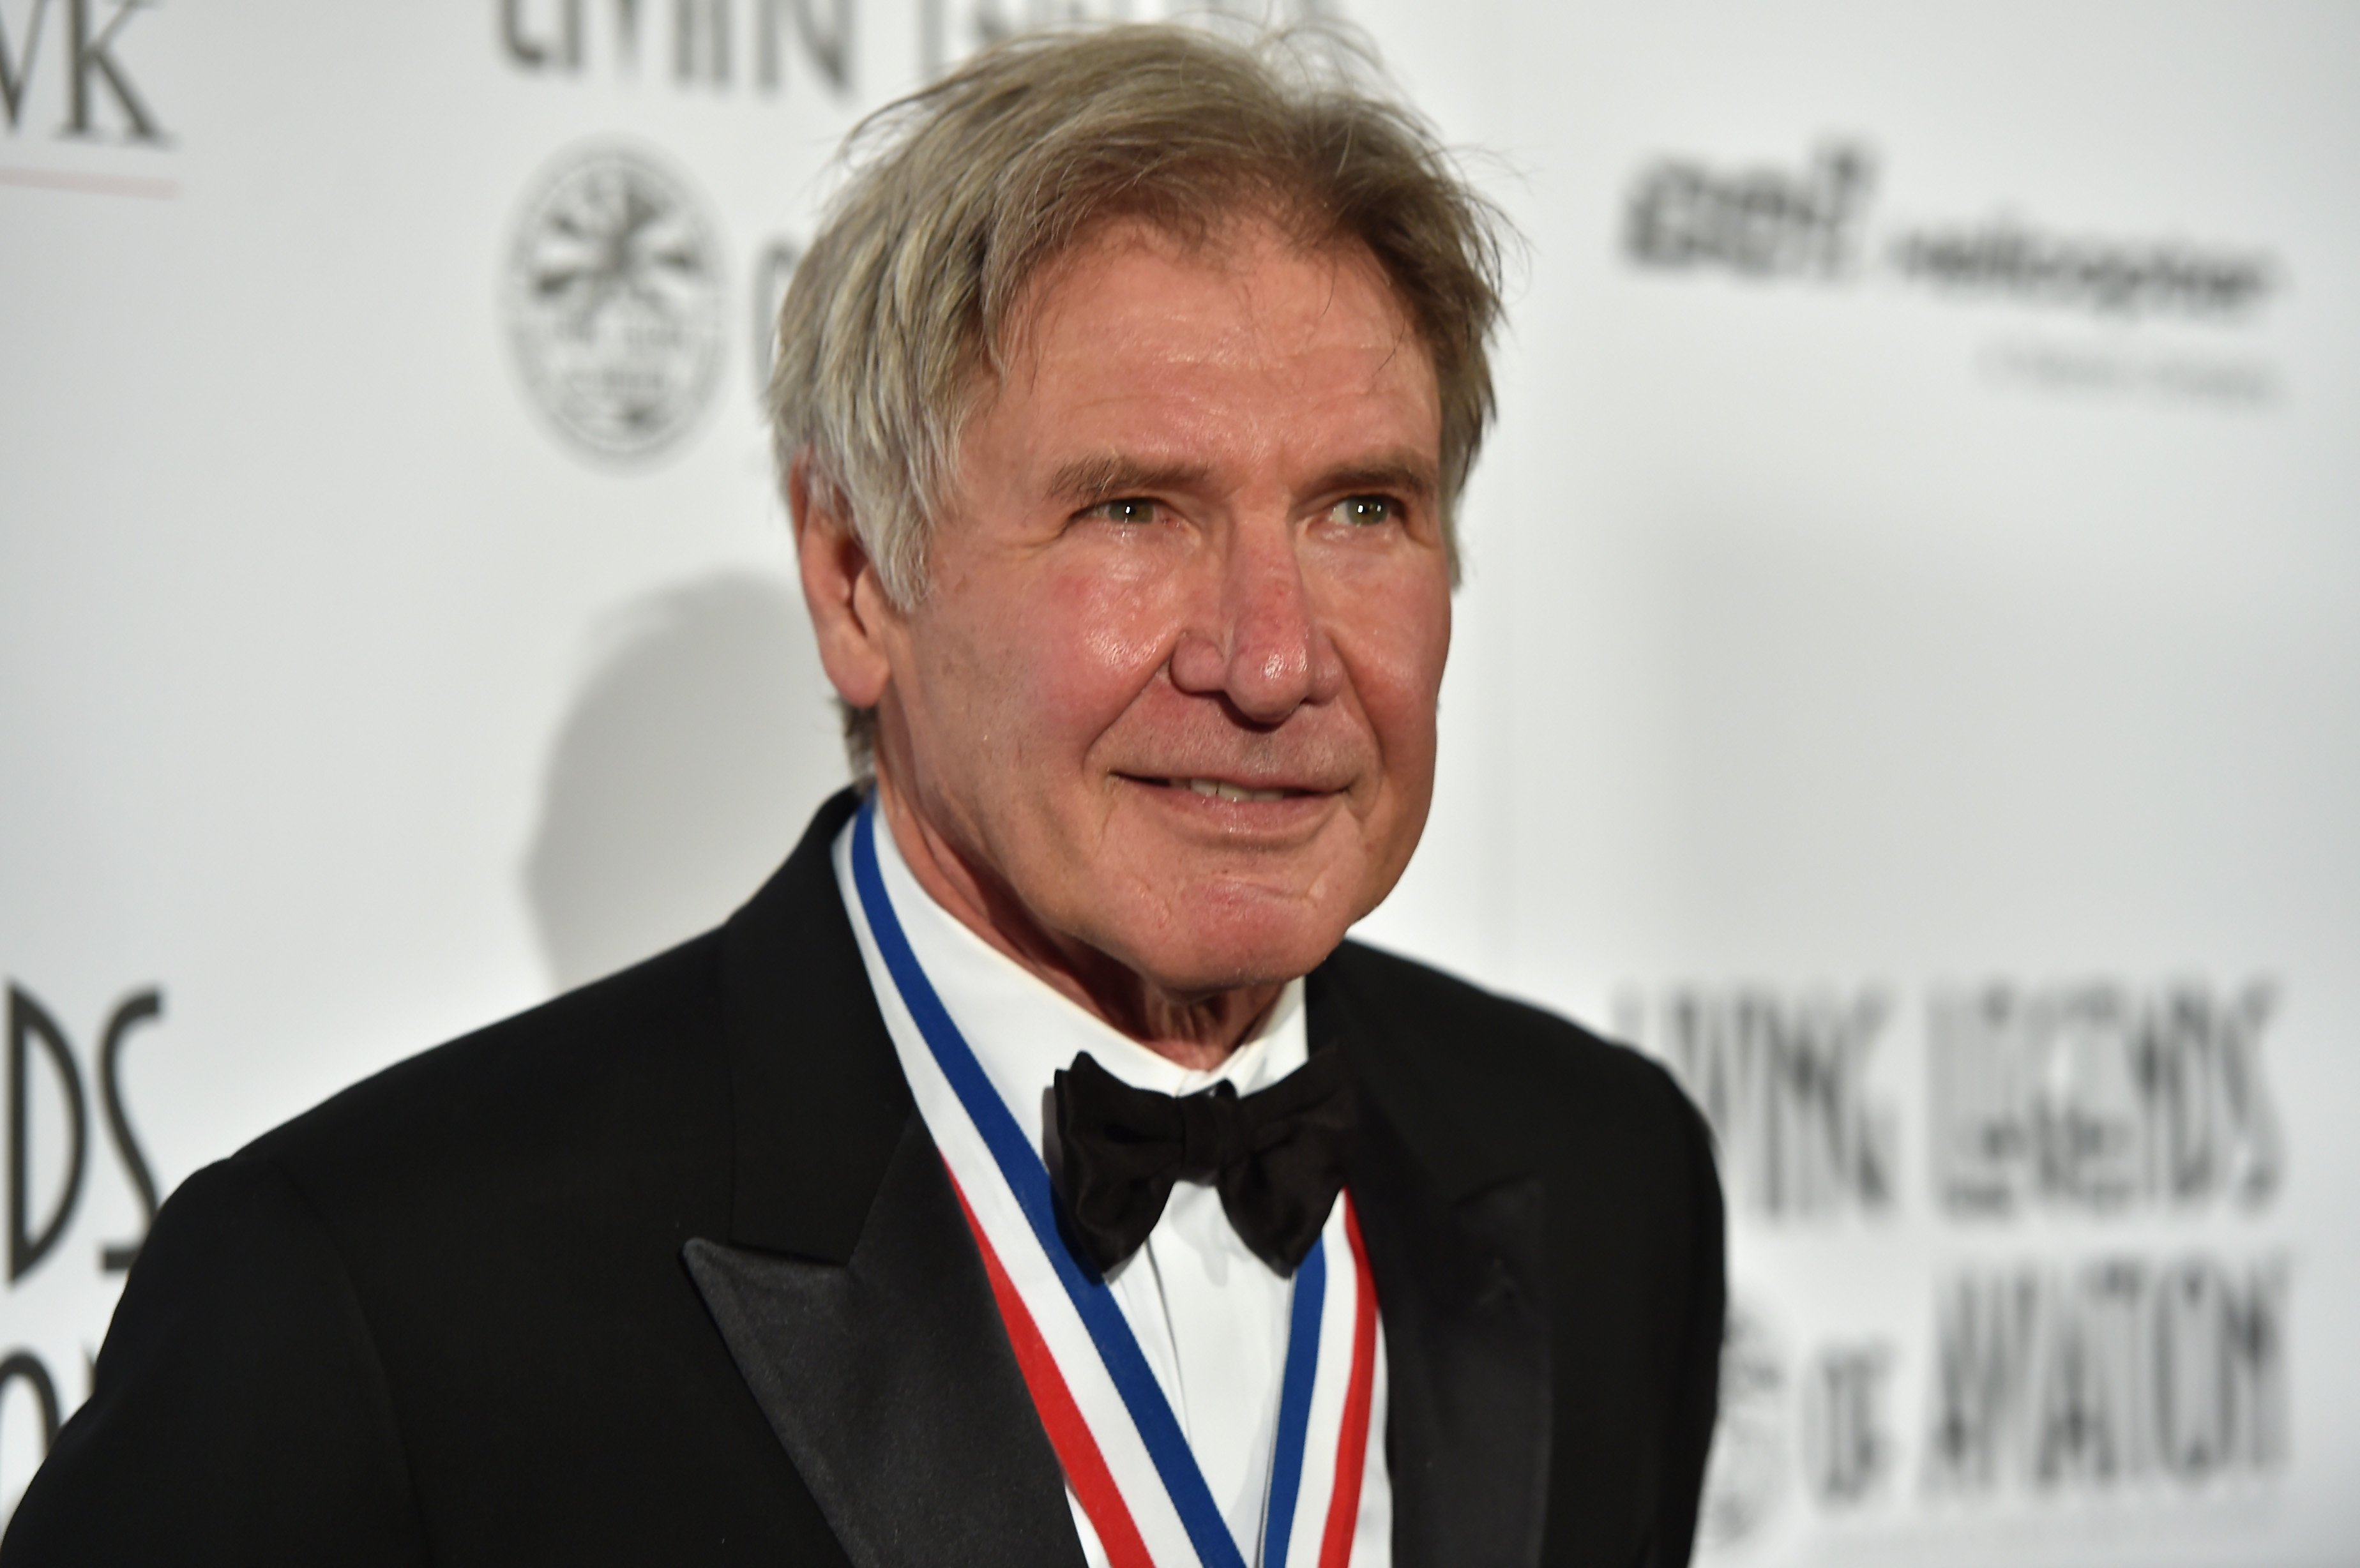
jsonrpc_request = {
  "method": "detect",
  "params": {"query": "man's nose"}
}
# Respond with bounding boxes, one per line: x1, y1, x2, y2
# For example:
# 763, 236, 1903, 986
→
1168, 523, 1342, 725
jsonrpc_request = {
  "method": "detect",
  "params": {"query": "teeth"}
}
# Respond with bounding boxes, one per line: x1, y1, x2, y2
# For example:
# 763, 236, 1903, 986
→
1174, 778, 1290, 803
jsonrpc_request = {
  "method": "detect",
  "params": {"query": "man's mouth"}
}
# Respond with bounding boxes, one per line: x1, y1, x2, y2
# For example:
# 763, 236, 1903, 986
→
1168, 777, 1301, 803
1123, 774, 1322, 803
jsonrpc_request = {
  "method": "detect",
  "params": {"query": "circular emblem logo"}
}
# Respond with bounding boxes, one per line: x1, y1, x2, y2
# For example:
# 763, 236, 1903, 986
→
504, 144, 725, 462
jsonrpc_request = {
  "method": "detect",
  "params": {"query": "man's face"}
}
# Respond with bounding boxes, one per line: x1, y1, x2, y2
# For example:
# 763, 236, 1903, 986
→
872, 215, 1451, 995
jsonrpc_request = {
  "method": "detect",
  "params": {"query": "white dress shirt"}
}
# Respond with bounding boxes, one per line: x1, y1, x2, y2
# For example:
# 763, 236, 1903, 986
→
833, 811, 1384, 1565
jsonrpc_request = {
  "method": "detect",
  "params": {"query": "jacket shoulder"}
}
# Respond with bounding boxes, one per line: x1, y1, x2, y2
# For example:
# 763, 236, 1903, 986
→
1320, 942, 1725, 1567
4, 1152, 430, 1565
1319, 938, 1702, 1155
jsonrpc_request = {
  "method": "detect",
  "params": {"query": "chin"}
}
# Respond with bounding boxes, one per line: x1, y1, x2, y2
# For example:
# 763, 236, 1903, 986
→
1116, 884, 1359, 996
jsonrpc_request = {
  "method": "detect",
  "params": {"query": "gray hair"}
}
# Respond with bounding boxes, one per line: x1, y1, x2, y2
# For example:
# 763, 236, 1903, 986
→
769, 22, 1509, 765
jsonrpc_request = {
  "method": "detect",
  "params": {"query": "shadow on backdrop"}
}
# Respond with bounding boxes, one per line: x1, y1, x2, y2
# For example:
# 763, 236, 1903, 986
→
524, 571, 847, 990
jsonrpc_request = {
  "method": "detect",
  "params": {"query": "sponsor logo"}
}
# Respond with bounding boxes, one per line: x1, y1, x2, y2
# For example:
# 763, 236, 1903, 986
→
494, 0, 1333, 96
3, 983, 162, 1283
1622, 140, 2283, 327
918, 0, 1333, 78
1622, 977, 2282, 1224
498, 0, 853, 97
503, 142, 727, 463
0, 980, 169, 1489
1624, 144, 1874, 282
1926, 1253, 2288, 1493
1803, 1341, 1895, 1507
1628, 974, 2292, 1542
1616, 984, 1898, 1218
1930, 980, 2282, 1217
0, 0, 166, 142
1, 0, 174, 200
1698, 1300, 1790, 1548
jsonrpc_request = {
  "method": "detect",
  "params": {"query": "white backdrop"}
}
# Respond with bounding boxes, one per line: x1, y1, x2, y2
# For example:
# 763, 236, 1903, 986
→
3, 3, 2354, 1562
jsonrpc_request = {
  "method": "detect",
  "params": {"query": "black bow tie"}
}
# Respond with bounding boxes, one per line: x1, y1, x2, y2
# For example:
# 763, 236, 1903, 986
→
1049, 1047, 1356, 1279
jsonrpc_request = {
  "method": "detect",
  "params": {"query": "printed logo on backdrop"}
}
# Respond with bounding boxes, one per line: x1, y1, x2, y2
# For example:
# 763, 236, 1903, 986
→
1697, 1300, 1792, 1549
1619, 976, 2291, 1555
916, 0, 1334, 80
503, 142, 728, 463
496, 0, 1335, 90
0, 982, 167, 1493
499, 0, 853, 96
1618, 141, 2288, 409
0, 0, 175, 200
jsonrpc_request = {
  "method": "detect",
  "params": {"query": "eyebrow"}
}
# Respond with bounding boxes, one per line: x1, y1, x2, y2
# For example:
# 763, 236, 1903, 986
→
1311, 454, 1439, 504
1045, 449, 1440, 508
1047, 454, 1214, 508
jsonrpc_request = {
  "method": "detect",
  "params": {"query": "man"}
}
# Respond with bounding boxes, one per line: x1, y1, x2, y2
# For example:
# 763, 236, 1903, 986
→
5, 25, 1720, 1568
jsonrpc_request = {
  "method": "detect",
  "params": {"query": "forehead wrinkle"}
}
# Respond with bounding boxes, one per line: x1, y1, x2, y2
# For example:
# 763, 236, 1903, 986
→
980, 216, 1435, 489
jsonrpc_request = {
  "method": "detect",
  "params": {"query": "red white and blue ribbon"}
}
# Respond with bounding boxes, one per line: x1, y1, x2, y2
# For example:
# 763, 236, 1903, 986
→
847, 799, 1382, 1568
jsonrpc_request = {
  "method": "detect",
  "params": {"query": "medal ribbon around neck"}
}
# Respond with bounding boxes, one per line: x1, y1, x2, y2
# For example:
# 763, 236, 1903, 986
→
851, 799, 1377, 1568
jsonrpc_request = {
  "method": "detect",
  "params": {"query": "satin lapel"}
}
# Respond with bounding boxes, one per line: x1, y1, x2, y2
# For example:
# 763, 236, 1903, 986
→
687, 1115, 1087, 1568
700, 790, 1084, 1568
1312, 959, 1554, 1568
720, 787, 909, 1263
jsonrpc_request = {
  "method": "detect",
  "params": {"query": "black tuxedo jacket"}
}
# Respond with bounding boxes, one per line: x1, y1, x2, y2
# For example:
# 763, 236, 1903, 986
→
4, 792, 1722, 1567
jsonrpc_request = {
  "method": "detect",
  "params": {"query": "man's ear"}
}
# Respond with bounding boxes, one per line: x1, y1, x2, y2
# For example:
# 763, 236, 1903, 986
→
789, 457, 894, 712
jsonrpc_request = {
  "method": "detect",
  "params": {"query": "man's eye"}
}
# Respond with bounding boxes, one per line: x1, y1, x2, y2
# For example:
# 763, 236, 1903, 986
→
1088, 498, 1159, 525
1329, 495, 1396, 526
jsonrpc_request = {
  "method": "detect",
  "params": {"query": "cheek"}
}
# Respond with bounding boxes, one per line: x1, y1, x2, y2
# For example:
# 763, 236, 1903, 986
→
1055, 566, 1185, 741
1336, 566, 1452, 774
930, 557, 1179, 762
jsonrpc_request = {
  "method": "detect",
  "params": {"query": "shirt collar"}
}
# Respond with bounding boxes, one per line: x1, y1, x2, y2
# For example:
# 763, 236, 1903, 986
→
845, 808, 1308, 1160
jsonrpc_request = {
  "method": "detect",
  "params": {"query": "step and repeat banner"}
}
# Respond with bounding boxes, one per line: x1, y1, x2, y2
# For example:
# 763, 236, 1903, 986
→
3, 2, 2354, 1562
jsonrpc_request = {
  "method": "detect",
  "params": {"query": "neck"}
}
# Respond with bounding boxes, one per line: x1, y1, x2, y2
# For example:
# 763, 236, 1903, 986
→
870, 773, 1282, 1072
